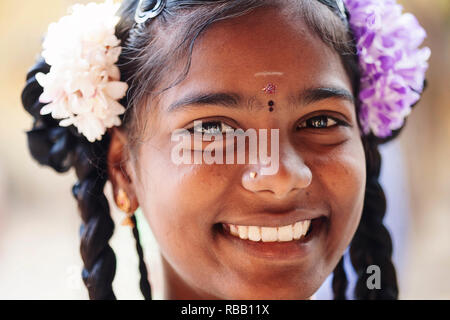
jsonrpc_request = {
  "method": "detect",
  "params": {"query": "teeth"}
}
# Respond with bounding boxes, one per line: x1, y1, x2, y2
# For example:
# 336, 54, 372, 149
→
277, 225, 293, 241
248, 226, 261, 241
261, 227, 278, 242
302, 220, 310, 236
225, 220, 312, 242
293, 221, 303, 240
230, 224, 239, 236
237, 225, 248, 240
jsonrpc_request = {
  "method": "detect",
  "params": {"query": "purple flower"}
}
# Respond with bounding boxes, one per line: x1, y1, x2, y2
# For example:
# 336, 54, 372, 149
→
344, 0, 430, 137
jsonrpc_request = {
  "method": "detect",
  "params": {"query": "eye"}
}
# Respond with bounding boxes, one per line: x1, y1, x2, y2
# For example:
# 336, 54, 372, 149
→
296, 115, 347, 130
187, 120, 235, 135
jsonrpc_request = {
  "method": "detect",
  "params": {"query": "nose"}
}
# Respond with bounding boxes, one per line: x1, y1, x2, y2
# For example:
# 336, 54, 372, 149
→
241, 145, 312, 199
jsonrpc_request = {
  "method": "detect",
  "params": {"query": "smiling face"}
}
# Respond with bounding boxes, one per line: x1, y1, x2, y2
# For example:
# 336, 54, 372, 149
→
109, 6, 366, 299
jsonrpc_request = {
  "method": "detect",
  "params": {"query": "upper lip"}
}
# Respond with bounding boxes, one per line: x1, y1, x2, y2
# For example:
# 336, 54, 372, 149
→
220, 208, 327, 227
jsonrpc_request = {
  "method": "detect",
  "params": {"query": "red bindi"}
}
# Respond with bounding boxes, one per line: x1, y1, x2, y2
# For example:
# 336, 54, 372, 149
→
262, 83, 277, 94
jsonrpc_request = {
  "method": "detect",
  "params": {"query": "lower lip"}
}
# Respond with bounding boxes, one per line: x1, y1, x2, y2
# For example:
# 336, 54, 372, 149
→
215, 218, 325, 262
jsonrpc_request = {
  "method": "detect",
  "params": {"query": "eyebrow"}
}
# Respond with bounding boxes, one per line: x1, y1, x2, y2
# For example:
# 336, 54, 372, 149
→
300, 87, 354, 105
168, 92, 241, 112
167, 87, 354, 112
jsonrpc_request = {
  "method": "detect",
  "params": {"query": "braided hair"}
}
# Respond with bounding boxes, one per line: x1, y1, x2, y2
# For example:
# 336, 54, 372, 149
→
332, 132, 400, 300
21, 58, 151, 299
331, 94, 426, 300
21, 0, 423, 299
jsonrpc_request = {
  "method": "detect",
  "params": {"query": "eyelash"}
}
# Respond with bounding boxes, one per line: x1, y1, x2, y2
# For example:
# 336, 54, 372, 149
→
186, 115, 349, 135
296, 115, 349, 130
187, 121, 235, 135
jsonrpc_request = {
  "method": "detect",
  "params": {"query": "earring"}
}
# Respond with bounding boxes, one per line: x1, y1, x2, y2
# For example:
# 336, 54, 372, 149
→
117, 188, 135, 227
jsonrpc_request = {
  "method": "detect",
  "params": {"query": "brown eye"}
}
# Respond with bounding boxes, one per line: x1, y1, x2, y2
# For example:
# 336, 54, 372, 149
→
297, 115, 340, 130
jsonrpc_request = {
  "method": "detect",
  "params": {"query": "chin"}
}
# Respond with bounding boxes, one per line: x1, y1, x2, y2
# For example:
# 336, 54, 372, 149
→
217, 277, 322, 300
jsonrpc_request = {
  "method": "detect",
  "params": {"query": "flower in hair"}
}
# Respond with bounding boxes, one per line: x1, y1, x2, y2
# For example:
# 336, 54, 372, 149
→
343, 0, 431, 137
35, 0, 127, 142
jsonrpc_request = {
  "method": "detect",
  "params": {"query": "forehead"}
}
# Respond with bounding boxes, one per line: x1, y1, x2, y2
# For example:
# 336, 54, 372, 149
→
161, 6, 351, 104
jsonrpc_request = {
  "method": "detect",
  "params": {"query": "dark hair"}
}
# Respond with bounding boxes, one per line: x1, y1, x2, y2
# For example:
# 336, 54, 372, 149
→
21, 0, 421, 299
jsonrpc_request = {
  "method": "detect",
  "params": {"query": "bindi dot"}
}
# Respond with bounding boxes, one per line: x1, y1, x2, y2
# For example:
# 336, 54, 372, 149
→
262, 83, 277, 94
268, 100, 275, 112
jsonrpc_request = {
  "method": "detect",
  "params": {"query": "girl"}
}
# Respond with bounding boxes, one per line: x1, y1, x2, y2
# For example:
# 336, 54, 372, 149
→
21, 0, 430, 299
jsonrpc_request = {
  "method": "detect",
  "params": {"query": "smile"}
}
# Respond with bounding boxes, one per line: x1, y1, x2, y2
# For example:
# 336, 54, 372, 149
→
216, 217, 325, 262
222, 220, 311, 242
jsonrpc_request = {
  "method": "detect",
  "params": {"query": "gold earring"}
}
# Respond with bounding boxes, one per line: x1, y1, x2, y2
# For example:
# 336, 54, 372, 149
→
117, 188, 135, 227
249, 171, 257, 179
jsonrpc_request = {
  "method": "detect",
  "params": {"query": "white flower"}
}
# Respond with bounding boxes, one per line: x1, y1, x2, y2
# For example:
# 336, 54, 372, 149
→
35, 0, 128, 142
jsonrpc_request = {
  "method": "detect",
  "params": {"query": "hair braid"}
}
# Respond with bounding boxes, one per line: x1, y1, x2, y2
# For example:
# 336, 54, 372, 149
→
330, 89, 425, 300
349, 134, 399, 300
331, 134, 399, 300
131, 216, 152, 300
22, 58, 153, 300
22, 58, 118, 299
72, 139, 117, 300
332, 256, 348, 300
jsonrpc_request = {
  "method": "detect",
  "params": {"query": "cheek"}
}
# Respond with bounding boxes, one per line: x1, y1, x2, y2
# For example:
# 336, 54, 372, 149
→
310, 139, 366, 260
133, 144, 235, 280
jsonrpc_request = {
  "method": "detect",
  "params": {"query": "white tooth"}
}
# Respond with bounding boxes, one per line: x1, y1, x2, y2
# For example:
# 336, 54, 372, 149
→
238, 225, 248, 240
277, 225, 293, 242
248, 226, 261, 241
302, 220, 311, 236
293, 221, 303, 240
229, 224, 239, 236
261, 227, 278, 242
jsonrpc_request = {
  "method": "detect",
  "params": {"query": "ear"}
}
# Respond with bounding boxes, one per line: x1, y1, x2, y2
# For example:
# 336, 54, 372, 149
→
107, 128, 139, 213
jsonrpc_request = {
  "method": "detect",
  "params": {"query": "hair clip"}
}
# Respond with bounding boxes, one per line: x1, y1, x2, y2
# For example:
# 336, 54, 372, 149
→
135, 0, 166, 24
335, 0, 346, 18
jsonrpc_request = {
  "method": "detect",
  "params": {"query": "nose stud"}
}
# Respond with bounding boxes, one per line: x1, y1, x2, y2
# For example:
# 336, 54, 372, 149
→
249, 171, 258, 179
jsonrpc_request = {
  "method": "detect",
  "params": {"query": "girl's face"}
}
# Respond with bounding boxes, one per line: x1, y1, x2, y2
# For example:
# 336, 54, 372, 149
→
119, 7, 366, 299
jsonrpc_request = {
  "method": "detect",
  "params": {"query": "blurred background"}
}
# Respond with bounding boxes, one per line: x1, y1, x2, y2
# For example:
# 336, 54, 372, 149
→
0, 0, 449, 299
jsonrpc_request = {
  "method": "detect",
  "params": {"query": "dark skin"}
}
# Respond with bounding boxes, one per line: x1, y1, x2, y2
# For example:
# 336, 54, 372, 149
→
108, 7, 366, 299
